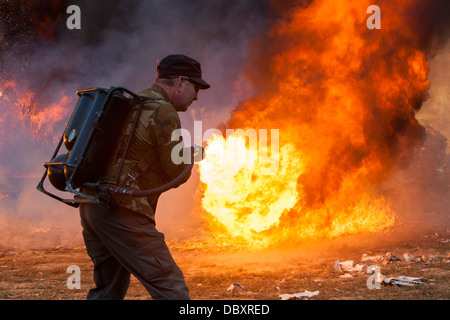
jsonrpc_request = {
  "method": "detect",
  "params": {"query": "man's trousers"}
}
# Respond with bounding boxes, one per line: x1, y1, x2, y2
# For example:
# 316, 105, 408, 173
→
79, 203, 190, 300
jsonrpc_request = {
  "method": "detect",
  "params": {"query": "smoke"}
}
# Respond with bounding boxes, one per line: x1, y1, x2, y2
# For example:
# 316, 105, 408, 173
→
0, 0, 448, 250
0, 0, 269, 249
225, 0, 450, 235
372, 0, 450, 231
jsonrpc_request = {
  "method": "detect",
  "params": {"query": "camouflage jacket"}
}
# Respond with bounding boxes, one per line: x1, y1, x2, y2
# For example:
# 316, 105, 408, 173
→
101, 84, 191, 221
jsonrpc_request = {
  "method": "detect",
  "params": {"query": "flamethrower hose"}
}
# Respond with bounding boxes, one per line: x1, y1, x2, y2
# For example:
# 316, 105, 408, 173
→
108, 159, 194, 197
84, 146, 199, 198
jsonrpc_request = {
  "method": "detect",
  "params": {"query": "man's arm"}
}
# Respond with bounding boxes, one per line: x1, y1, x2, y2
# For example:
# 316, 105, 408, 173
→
152, 104, 191, 185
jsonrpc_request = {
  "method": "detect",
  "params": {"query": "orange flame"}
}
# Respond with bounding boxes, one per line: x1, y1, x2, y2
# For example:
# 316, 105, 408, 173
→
198, 0, 430, 249
0, 79, 71, 145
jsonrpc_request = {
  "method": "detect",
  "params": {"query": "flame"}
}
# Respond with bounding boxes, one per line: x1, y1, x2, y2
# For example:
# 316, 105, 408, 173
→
199, 132, 303, 248
198, 0, 431, 249
0, 79, 71, 146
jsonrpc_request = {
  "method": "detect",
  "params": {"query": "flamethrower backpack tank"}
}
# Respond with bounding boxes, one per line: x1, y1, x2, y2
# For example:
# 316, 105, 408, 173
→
37, 87, 196, 207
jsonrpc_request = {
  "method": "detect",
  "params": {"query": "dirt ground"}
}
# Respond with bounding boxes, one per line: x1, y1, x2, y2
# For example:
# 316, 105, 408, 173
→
0, 222, 448, 301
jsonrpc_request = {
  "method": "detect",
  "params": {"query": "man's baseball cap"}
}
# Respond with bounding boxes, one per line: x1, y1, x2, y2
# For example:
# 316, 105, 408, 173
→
157, 54, 210, 90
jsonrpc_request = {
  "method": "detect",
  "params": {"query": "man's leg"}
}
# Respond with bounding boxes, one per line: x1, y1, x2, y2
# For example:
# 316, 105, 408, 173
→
80, 209, 131, 299
124, 230, 190, 300
80, 203, 189, 300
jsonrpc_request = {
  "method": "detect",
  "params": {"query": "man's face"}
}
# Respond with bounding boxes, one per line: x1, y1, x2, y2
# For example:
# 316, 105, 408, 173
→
172, 77, 199, 112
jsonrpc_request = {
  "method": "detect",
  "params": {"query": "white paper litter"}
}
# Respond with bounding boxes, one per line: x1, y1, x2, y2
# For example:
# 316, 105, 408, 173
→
335, 260, 364, 272
383, 276, 425, 286
227, 283, 245, 292
279, 290, 319, 300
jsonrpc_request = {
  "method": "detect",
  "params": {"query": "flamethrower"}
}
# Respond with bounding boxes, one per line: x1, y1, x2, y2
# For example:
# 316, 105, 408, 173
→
37, 87, 200, 208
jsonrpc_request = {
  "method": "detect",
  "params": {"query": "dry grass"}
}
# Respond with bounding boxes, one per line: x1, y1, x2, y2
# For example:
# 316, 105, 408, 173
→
0, 223, 448, 300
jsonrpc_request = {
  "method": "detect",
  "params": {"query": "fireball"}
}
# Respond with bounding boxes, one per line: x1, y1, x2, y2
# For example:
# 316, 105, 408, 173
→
197, 0, 431, 249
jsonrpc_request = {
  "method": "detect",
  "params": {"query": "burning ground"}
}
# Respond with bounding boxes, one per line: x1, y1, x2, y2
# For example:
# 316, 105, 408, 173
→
0, 0, 449, 300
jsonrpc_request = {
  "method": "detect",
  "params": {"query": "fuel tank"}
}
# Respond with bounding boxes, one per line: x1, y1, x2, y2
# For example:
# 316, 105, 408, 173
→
46, 87, 138, 190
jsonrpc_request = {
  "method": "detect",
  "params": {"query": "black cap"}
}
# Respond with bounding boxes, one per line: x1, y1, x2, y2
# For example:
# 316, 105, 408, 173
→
157, 54, 210, 90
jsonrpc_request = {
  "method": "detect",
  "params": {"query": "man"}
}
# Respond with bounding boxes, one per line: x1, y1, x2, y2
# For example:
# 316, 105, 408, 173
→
79, 54, 210, 300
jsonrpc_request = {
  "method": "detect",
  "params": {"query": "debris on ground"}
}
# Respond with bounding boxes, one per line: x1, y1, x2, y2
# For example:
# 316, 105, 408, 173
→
383, 276, 426, 287
1, 229, 448, 300
363, 259, 431, 288
333, 245, 448, 290
335, 250, 450, 273
279, 290, 319, 300
334, 260, 364, 272
227, 282, 245, 292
